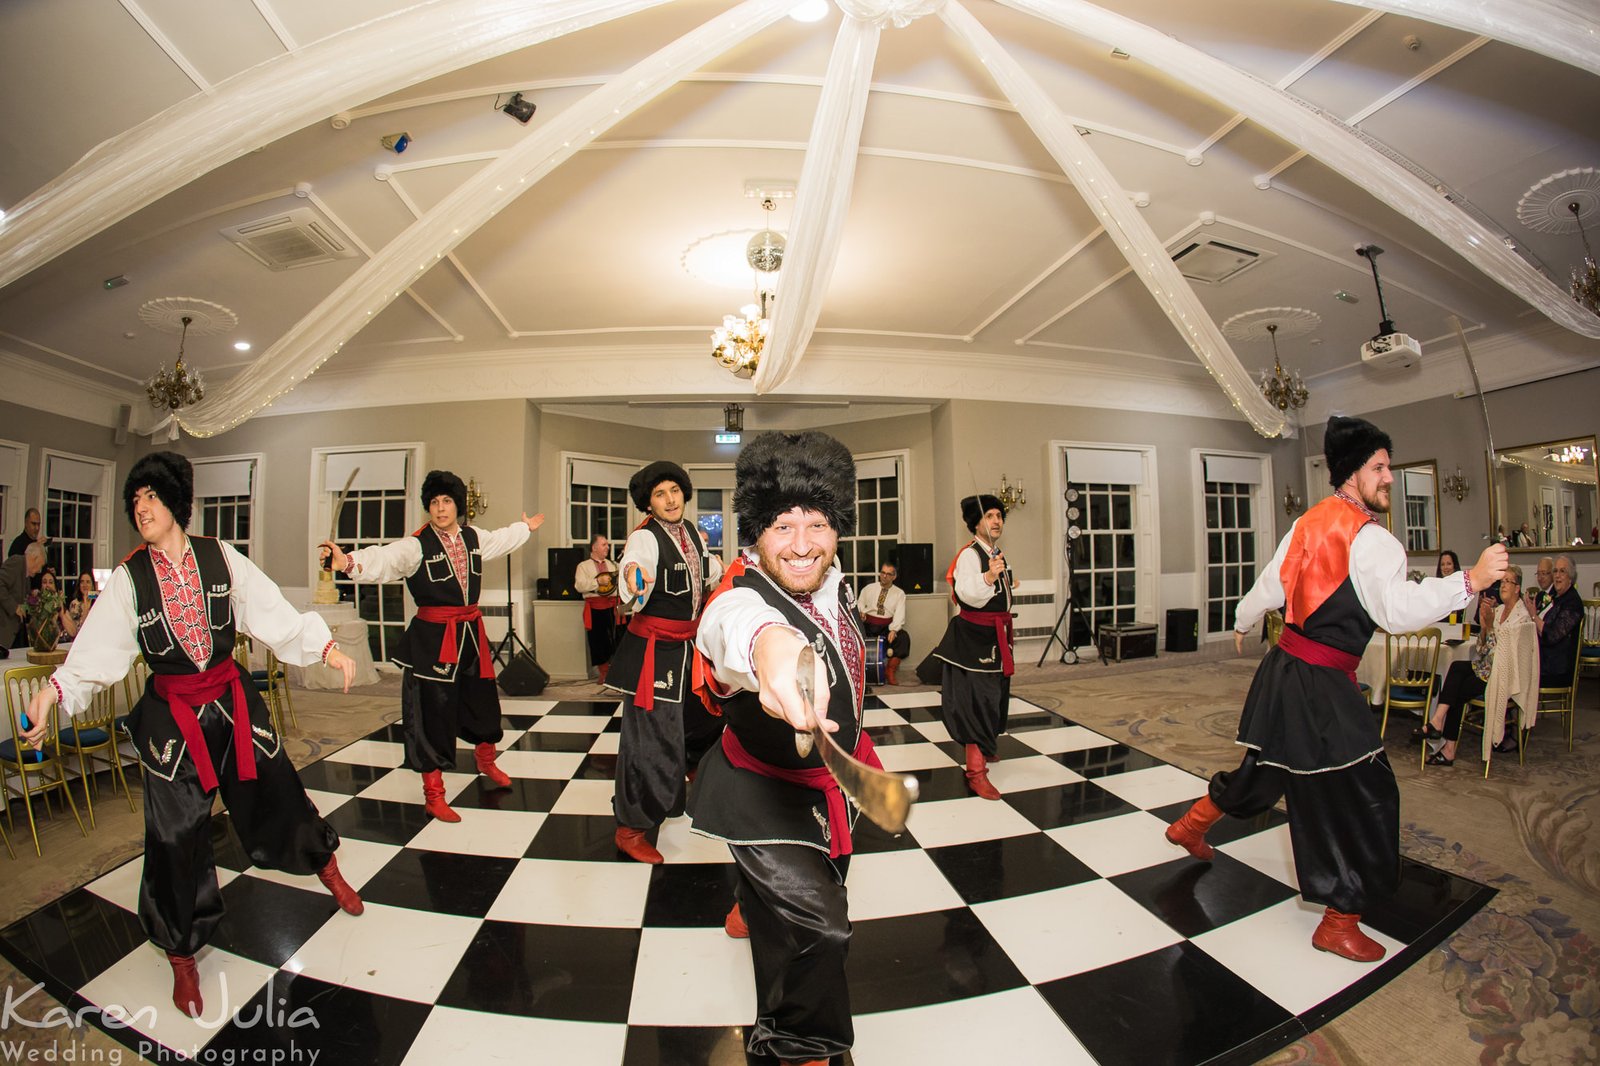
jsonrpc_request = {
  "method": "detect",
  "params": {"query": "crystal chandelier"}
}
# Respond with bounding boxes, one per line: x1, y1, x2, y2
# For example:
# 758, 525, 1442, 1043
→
1257, 323, 1308, 412
711, 197, 783, 379
1568, 201, 1600, 315
146, 315, 206, 411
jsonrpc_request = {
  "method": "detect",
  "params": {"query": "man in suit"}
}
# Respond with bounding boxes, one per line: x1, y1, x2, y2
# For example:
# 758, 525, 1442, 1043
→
0, 542, 46, 653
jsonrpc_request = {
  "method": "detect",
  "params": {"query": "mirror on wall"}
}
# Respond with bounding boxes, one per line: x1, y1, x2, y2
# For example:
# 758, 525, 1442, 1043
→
1490, 436, 1599, 551
1387, 460, 1440, 556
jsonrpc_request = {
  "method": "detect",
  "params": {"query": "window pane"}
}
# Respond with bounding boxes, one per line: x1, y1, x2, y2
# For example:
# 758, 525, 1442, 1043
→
880, 501, 899, 537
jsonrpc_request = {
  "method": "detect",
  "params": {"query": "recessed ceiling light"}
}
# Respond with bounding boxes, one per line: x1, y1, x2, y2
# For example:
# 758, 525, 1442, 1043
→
234, 341, 252, 351
1333, 290, 1360, 304
789, 0, 829, 23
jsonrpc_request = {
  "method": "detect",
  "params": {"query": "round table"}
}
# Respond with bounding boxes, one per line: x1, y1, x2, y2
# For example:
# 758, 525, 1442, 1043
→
286, 604, 380, 689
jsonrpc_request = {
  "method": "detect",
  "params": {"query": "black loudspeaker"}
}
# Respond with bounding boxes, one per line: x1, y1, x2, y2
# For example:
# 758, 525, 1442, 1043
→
1165, 608, 1199, 653
545, 546, 586, 599
498, 650, 549, 696
892, 542, 934, 594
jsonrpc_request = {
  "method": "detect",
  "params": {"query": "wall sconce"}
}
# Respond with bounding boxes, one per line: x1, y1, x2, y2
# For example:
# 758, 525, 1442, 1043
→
997, 474, 1025, 510
465, 477, 488, 522
1283, 485, 1304, 516
724, 403, 744, 433
1441, 466, 1469, 502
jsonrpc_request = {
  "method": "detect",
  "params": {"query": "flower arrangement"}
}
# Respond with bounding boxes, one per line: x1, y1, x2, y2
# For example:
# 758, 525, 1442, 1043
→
25, 586, 63, 652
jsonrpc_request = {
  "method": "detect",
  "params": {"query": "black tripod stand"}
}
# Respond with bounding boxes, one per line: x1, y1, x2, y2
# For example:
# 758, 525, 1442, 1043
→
492, 554, 533, 668
1036, 549, 1104, 666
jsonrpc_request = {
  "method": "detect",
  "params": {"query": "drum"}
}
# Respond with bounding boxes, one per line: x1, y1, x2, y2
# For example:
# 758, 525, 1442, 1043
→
864, 634, 888, 686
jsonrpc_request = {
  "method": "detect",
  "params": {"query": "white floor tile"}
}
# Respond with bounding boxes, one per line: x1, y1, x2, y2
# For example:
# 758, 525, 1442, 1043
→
1091, 764, 1210, 810
550, 778, 617, 816
847, 850, 965, 921
1217, 823, 1299, 888
854, 987, 1097, 1066
1191, 897, 1403, 1015
456, 732, 526, 751
357, 767, 476, 805
987, 755, 1084, 794
407, 807, 546, 858
588, 731, 621, 756
304, 787, 354, 816
84, 858, 143, 913
874, 692, 942, 709
78, 942, 275, 1056
1014, 725, 1117, 756
494, 749, 586, 780
905, 795, 1040, 849
863, 707, 909, 728
487, 858, 652, 927
973, 879, 1183, 983
325, 739, 406, 768
286, 902, 479, 1003
875, 742, 958, 772
499, 699, 558, 714
527, 716, 612, 735
659, 817, 733, 864
401, 1006, 626, 1066
910, 719, 953, 743
1047, 810, 1186, 877
243, 837, 401, 895
627, 927, 756, 1026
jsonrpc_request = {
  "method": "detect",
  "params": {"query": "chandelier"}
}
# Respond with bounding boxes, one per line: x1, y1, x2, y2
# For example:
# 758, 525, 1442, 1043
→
711, 197, 784, 379
146, 315, 206, 411
1569, 202, 1600, 315
1258, 323, 1308, 412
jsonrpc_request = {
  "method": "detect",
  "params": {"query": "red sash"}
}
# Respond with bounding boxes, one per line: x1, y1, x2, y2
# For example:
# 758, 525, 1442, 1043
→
583, 595, 620, 631
1277, 626, 1361, 685
720, 727, 883, 859
152, 657, 254, 794
958, 608, 1015, 676
861, 613, 893, 629
416, 605, 494, 679
626, 614, 699, 711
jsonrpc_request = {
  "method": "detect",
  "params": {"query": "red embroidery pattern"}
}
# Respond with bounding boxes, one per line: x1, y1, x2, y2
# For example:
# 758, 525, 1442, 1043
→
793, 592, 863, 710
666, 522, 703, 615
151, 542, 212, 667
440, 529, 469, 595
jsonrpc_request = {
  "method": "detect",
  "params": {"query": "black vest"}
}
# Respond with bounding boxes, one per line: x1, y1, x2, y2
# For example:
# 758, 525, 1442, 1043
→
126, 536, 235, 673
934, 541, 1013, 672
395, 525, 482, 681
604, 520, 715, 703
637, 519, 711, 622
1289, 578, 1375, 658
953, 541, 1011, 613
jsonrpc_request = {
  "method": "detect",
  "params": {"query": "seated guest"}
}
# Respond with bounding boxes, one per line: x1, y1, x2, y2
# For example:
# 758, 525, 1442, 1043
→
60, 572, 97, 639
1413, 565, 1530, 763
858, 561, 909, 685
1514, 522, 1536, 547
1436, 550, 1463, 622
0, 544, 46, 654
1529, 557, 1555, 613
1530, 555, 1584, 693
574, 534, 621, 685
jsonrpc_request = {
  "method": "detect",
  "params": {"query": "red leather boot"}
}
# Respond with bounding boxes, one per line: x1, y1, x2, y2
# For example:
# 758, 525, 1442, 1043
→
964, 743, 1000, 800
614, 826, 663, 864
168, 953, 203, 1018
421, 769, 461, 822
1165, 795, 1224, 861
724, 901, 749, 939
885, 656, 899, 686
1312, 908, 1386, 962
316, 855, 365, 915
474, 742, 512, 788
596, 663, 609, 685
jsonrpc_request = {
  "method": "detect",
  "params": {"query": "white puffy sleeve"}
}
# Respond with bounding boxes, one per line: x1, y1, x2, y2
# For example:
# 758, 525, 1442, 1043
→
225, 542, 335, 668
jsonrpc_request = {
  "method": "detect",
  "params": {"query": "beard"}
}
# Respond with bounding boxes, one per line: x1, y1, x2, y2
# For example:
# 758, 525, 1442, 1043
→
756, 542, 834, 597
1359, 483, 1391, 513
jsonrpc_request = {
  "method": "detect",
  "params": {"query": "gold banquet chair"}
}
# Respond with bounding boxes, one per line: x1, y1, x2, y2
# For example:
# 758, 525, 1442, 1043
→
235, 635, 286, 738
1533, 635, 1584, 755
1580, 599, 1600, 709
1381, 629, 1442, 739
2, 665, 89, 856
60, 685, 138, 827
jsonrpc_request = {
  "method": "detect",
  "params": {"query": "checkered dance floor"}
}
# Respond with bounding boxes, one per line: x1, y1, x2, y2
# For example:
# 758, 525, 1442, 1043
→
1, 693, 1492, 1065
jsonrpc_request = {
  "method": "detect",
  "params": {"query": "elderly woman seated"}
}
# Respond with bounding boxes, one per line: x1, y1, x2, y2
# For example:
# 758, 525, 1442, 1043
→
1412, 564, 1531, 765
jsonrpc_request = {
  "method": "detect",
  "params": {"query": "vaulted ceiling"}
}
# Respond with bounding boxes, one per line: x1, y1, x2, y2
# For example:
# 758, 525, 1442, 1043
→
1, 0, 1596, 437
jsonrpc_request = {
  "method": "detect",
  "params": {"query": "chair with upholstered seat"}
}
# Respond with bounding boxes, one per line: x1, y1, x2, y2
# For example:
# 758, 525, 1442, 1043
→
2, 665, 89, 856
1381, 629, 1442, 739
60, 685, 137, 827
1532, 638, 1584, 755
1579, 598, 1599, 708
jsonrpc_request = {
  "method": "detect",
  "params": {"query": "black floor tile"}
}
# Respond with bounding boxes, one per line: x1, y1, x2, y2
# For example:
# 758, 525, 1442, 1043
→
209, 876, 338, 967
1144, 800, 1288, 848
437, 920, 640, 1022
295, 758, 392, 795
847, 908, 1027, 1013
1037, 942, 1296, 1066
896, 765, 979, 804
927, 833, 1099, 905
363, 722, 410, 745
452, 776, 566, 812
0, 889, 146, 988
1050, 743, 1165, 777
548, 700, 620, 716
359, 849, 519, 918
510, 730, 603, 753
322, 797, 432, 847
1004, 778, 1139, 830
1363, 857, 1492, 945
1111, 853, 1299, 938
501, 713, 544, 729
849, 812, 919, 853
197, 971, 432, 1066
526, 813, 633, 861
573, 752, 621, 780
641, 863, 741, 927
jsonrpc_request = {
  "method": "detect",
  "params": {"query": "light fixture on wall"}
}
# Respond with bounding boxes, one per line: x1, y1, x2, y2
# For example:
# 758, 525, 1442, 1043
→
1283, 485, 1303, 516
997, 474, 1025, 510
723, 403, 744, 433
1441, 466, 1469, 502
1568, 201, 1600, 316
465, 477, 488, 521
496, 92, 537, 124
146, 315, 206, 412
1257, 323, 1309, 412
711, 198, 784, 378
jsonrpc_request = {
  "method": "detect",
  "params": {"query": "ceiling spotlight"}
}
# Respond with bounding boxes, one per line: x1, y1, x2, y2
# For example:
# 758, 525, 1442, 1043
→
498, 92, 537, 124
789, 0, 829, 22
380, 132, 412, 154
233, 341, 252, 352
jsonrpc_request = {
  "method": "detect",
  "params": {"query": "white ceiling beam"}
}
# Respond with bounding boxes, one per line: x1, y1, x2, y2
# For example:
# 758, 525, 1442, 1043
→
1325, 0, 1600, 77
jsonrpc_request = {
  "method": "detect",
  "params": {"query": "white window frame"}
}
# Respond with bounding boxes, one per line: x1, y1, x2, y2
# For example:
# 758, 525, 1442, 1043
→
685, 463, 737, 563
840, 449, 911, 590
193, 453, 264, 560
0, 438, 29, 548
39, 448, 115, 574
561, 451, 642, 554
1191, 449, 1273, 642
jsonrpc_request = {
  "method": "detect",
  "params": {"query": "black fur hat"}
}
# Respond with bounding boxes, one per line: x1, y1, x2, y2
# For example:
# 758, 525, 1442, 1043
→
124, 451, 194, 530
629, 460, 694, 513
735, 431, 857, 544
961, 494, 1005, 532
421, 469, 468, 517
1324, 415, 1393, 487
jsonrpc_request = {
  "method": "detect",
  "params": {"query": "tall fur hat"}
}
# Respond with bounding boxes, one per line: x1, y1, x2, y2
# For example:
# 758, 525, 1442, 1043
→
961, 494, 1005, 532
421, 469, 468, 517
124, 451, 194, 530
735, 431, 857, 544
629, 460, 694, 513
1324, 415, 1393, 487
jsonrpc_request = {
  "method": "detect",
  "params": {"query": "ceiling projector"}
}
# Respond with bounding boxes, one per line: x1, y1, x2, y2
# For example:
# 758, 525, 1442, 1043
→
1360, 331, 1421, 370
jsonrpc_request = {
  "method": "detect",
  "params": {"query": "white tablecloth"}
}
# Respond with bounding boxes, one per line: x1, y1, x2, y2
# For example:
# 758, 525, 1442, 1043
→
1355, 624, 1469, 705
286, 605, 380, 689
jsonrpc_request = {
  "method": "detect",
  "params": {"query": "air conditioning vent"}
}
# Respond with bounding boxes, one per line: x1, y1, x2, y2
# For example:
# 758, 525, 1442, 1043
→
221, 207, 358, 271
1171, 239, 1268, 284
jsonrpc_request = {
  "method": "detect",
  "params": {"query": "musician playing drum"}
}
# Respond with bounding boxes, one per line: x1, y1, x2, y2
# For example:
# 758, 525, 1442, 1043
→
857, 561, 909, 686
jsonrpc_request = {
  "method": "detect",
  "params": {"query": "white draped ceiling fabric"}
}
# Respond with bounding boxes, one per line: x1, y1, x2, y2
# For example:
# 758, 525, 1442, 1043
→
1326, 0, 1600, 78
173, 0, 794, 436
0, 0, 677, 293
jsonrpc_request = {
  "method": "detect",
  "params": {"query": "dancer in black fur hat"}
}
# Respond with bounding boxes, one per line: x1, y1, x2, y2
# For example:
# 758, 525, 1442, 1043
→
690, 430, 877, 1066
1164, 415, 1507, 961
29, 451, 363, 1019
322, 471, 544, 822
606, 457, 723, 863
931, 492, 1014, 799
